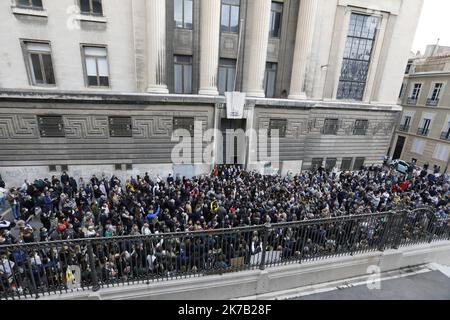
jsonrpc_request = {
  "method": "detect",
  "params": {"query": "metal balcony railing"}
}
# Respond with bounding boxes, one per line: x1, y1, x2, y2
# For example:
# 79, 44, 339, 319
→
440, 131, 450, 141
426, 98, 439, 106
417, 128, 429, 136
407, 98, 418, 105
0, 207, 448, 300
398, 124, 410, 132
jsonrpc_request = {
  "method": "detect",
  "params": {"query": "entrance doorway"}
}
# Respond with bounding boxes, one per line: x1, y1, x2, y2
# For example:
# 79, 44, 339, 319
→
220, 119, 247, 165
393, 136, 406, 160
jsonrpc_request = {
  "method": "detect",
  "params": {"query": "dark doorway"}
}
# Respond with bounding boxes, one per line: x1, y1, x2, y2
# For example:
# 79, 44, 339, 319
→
220, 119, 247, 165
393, 136, 406, 160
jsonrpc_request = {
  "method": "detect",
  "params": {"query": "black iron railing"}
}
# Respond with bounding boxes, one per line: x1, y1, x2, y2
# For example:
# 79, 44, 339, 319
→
426, 98, 439, 106
417, 128, 429, 136
0, 208, 448, 300
398, 124, 410, 133
407, 98, 418, 105
440, 131, 450, 141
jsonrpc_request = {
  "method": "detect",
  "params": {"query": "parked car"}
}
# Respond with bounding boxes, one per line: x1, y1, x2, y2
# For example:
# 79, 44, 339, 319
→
390, 160, 410, 174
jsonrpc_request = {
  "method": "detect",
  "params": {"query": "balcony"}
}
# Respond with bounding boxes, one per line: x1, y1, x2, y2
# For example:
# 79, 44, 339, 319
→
407, 98, 418, 105
398, 124, 410, 132
441, 132, 450, 141
426, 98, 439, 106
417, 128, 429, 136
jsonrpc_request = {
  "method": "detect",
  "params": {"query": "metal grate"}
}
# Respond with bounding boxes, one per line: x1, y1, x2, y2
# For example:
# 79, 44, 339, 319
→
37, 115, 65, 138
173, 117, 195, 137
268, 119, 287, 138
109, 117, 132, 137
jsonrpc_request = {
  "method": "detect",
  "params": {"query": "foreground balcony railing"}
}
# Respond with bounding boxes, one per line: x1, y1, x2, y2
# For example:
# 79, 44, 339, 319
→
0, 208, 448, 300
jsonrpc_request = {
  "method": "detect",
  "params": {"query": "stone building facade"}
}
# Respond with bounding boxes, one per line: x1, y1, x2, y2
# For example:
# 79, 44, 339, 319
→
0, 0, 423, 186
390, 49, 450, 173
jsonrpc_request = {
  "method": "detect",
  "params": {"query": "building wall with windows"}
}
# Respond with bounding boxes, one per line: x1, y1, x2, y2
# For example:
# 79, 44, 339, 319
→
0, 0, 423, 185
390, 54, 450, 172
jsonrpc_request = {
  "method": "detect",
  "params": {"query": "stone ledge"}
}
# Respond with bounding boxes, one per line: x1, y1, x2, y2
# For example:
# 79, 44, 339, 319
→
11, 6, 48, 17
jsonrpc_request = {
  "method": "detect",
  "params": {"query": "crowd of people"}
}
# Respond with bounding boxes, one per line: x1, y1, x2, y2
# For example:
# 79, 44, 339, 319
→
0, 164, 448, 245
0, 164, 449, 295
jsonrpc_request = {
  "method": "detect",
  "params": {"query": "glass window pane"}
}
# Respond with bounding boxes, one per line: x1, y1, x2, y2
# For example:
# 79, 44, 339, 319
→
88, 76, 98, 86
227, 67, 236, 92
184, 0, 193, 29
218, 67, 227, 95
84, 47, 106, 57
42, 54, 55, 84
31, 0, 43, 8
99, 76, 109, 87
18, 0, 30, 7
92, 0, 103, 15
97, 57, 109, 77
85, 56, 97, 76
174, 64, 183, 93
184, 64, 192, 93
230, 6, 240, 33
273, 12, 281, 37
174, 0, 183, 27
80, 0, 90, 13
266, 71, 276, 98
221, 4, 230, 32
30, 53, 43, 84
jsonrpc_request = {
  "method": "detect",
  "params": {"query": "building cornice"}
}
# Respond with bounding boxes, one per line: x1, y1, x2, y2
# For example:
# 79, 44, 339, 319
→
0, 89, 401, 112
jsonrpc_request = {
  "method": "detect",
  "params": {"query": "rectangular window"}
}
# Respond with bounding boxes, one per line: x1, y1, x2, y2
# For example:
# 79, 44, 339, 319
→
341, 158, 353, 171
441, 121, 450, 140
218, 58, 237, 95
264, 62, 277, 98
323, 119, 339, 135
411, 138, 426, 155
82, 46, 109, 87
269, 2, 283, 38
38, 115, 65, 138
337, 13, 379, 101
353, 157, 365, 170
311, 158, 324, 170
411, 83, 422, 99
109, 117, 132, 138
221, 0, 240, 33
400, 115, 411, 132
174, 0, 193, 29
399, 83, 406, 99
433, 144, 450, 161
325, 158, 337, 170
16, 0, 43, 9
418, 118, 431, 136
79, 0, 103, 16
115, 164, 123, 171
174, 55, 193, 94
23, 41, 55, 86
268, 119, 287, 138
353, 119, 368, 135
405, 61, 412, 74
173, 117, 195, 137
430, 83, 443, 100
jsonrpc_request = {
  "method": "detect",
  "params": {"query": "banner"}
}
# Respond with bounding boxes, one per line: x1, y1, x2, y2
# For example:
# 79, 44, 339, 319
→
225, 92, 246, 119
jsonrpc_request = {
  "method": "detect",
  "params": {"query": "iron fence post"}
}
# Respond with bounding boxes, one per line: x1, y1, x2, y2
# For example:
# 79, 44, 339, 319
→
378, 212, 396, 251
391, 210, 408, 250
26, 255, 39, 299
259, 224, 270, 271
87, 241, 100, 292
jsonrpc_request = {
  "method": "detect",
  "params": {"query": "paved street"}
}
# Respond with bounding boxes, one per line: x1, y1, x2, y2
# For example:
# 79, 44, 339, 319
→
295, 270, 450, 300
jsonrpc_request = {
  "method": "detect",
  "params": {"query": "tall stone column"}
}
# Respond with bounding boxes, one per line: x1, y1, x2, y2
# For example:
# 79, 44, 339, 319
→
146, 0, 169, 94
242, 0, 272, 98
198, 0, 221, 95
289, 0, 318, 100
